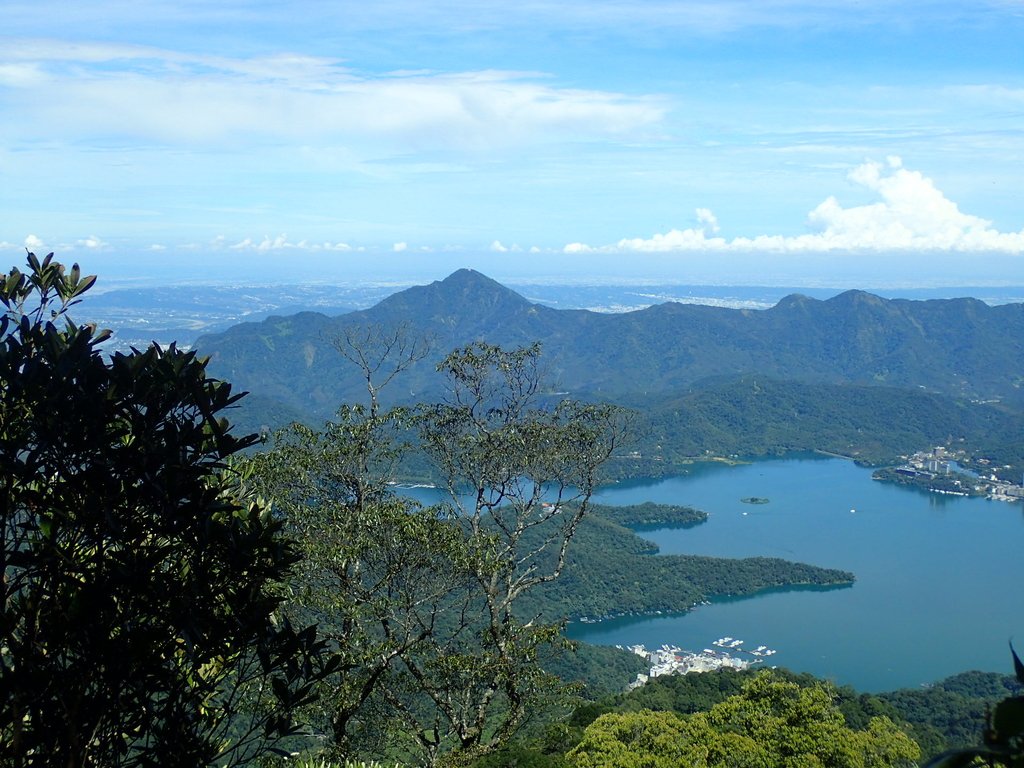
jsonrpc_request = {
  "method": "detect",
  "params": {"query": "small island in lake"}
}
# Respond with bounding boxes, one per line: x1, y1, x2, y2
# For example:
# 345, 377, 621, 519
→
532, 500, 855, 626
588, 501, 708, 529
741, 497, 770, 505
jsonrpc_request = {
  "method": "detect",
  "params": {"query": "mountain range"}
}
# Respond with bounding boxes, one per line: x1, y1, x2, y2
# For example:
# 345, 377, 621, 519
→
197, 270, 1024, 473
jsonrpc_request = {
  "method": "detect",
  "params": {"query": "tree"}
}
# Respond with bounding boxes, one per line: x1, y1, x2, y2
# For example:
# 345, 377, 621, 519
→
246, 409, 475, 762
251, 339, 626, 766
0, 253, 329, 767
568, 674, 920, 768
926, 646, 1024, 768
412, 342, 627, 761
329, 320, 431, 420
567, 709, 692, 768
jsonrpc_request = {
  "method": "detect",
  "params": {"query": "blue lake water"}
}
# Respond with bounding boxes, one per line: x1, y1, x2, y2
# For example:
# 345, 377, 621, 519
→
402, 456, 1024, 692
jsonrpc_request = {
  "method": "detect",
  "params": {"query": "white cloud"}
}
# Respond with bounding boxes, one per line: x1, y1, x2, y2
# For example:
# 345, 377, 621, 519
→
695, 207, 719, 233
393, 242, 408, 252
563, 242, 594, 254
490, 240, 508, 252
566, 158, 1024, 255
0, 41, 664, 151
24, 234, 44, 251
228, 235, 353, 252
76, 235, 107, 249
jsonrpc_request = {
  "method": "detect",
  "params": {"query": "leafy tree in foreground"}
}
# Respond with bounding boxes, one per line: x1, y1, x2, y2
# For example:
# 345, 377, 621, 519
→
412, 343, 627, 762
248, 405, 475, 762
253, 338, 626, 766
568, 673, 920, 768
0, 254, 330, 767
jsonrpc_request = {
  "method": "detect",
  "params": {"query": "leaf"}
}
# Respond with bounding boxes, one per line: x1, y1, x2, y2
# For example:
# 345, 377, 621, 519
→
71, 274, 97, 298
1012, 640, 1024, 685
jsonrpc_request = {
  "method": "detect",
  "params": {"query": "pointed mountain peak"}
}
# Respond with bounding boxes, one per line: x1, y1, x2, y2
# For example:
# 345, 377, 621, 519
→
426, 269, 531, 304
439, 268, 501, 287
370, 269, 534, 317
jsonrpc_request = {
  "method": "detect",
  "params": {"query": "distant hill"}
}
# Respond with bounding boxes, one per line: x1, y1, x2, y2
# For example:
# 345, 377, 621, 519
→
197, 268, 1024, 466
631, 375, 1024, 468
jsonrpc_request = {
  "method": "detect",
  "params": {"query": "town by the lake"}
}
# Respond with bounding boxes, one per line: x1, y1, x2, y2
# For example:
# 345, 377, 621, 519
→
879, 446, 1024, 501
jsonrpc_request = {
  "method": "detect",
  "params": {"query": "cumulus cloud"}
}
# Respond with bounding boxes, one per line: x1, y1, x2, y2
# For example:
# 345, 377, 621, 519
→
489, 240, 522, 253
24, 234, 44, 251
565, 158, 1024, 255
76, 235, 107, 249
392, 242, 408, 252
228, 235, 353, 252
695, 207, 719, 233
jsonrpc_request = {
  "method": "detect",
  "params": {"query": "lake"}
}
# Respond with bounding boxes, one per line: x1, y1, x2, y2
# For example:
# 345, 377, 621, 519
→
563, 456, 1024, 692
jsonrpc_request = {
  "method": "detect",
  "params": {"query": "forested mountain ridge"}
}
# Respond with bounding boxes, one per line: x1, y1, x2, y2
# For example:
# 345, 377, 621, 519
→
197, 269, 1024, 434
628, 375, 1024, 468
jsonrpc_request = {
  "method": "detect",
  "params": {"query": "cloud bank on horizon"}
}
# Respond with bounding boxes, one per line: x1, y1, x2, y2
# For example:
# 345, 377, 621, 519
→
564, 157, 1024, 255
12, 157, 1022, 262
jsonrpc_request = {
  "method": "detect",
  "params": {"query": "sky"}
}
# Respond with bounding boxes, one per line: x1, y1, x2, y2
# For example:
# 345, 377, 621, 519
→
2, 1, 1024, 287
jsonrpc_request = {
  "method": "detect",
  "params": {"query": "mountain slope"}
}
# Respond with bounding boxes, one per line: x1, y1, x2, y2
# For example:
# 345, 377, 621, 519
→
197, 270, 1024, 429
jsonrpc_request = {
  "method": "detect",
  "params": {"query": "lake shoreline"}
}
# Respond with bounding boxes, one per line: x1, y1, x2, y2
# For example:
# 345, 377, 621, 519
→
570, 456, 1024, 692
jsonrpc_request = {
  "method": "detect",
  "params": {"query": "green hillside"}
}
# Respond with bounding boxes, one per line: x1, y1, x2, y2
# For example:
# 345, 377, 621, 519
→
198, 270, 1024, 431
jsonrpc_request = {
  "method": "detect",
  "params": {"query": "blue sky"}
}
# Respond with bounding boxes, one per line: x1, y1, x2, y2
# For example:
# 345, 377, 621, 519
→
2, 1, 1024, 287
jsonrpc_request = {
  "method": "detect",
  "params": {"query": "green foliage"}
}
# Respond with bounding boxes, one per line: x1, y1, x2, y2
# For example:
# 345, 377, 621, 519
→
600, 667, 752, 717
0, 254, 330, 767
876, 671, 1022, 761
252, 340, 628, 766
247, 406, 477, 762
540, 643, 647, 701
632, 375, 1024, 471
522, 504, 855, 623
873, 467, 984, 496
473, 668, 934, 768
561, 666, 1024, 766
568, 674, 920, 768
197, 271, 1024, 453
569, 709, 692, 768
968, 442, 1024, 485
582, 501, 707, 530
925, 647, 1024, 768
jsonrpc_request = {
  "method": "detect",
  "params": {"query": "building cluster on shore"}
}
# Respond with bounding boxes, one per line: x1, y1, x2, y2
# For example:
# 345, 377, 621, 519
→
894, 447, 1024, 502
620, 638, 774, 689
